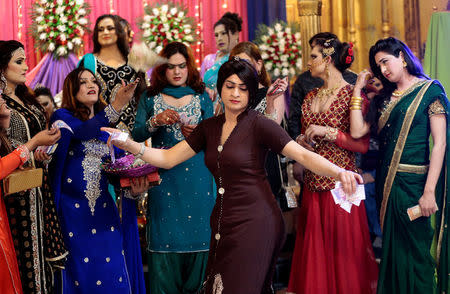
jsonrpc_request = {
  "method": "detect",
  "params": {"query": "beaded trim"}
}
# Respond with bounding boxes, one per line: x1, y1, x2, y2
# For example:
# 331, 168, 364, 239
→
104, 104, 120, 124
428, 100, 445, 117
81, 139, 109, 215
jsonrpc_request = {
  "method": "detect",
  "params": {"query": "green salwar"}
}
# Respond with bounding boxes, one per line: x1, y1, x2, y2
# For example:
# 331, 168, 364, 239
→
376, 80, 449, 294
148, 251, 208, 294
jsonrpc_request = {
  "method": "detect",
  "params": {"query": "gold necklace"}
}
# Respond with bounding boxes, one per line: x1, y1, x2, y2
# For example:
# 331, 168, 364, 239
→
316, 84, 339, 101
392, 77, 420, 97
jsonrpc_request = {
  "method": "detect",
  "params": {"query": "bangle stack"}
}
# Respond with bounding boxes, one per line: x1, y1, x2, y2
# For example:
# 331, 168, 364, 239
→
147, 115, 160, 131
349, 96, 363, 110
133, 143, 146, 159
264, 109, 278, 121
324, 126, 338, 141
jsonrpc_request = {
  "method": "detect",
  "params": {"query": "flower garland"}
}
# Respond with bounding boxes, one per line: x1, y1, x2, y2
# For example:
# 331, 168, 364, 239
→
138, 2, 196, 54
254, 21, 302, 78
31, 0, 90, 58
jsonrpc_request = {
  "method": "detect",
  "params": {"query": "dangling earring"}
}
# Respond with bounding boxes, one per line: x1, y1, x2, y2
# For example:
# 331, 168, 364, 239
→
402, 60, 407, 68
0, 72, 7, 93
325, 63, 330, 79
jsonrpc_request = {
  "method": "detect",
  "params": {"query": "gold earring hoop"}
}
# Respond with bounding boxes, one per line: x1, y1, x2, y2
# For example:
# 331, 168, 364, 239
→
402, 60, 407, 67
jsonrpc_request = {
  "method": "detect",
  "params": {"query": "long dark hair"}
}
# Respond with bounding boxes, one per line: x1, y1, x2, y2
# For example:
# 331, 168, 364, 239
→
61, 67, 107, 121
93, 14, 129, 59
147, 42, 205, 97
217, 58, 259, 110
365, 37, 429, 126
0, 40, 42, 110
369, 37, 428, 97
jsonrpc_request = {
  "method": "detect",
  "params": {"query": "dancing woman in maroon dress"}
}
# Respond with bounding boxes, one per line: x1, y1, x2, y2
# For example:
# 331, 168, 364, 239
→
104, 58, 362, 294
287, 37, 378, 294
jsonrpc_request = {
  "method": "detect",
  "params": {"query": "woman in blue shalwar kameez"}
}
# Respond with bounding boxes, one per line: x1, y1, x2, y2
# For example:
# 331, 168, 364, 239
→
49, 67, 145, 294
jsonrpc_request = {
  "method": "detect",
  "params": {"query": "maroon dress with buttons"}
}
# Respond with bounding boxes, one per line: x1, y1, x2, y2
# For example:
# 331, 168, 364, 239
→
186, 109, 292, 294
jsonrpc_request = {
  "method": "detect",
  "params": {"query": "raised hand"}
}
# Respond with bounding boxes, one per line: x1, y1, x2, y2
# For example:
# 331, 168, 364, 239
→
111, 78, 140, 111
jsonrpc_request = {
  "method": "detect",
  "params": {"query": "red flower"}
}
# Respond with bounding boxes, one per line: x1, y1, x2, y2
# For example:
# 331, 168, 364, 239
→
345, 56, 352, 64
348, 48, 353, 56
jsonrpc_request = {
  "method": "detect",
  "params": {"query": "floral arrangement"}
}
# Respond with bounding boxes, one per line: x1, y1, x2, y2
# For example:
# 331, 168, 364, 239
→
138, 2, 196, 54
254, 21, 302, 78
31, 0, 90, 58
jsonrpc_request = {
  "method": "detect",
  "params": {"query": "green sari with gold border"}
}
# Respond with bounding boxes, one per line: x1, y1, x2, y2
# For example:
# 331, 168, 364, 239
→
376, 80, 449, 294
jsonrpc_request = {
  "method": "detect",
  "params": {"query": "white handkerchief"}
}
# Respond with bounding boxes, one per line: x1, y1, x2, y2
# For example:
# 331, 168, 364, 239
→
331, 182, 366, 213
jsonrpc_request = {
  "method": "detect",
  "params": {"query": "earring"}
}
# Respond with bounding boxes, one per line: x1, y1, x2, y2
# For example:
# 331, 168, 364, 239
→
402, 60, 407, 67
0, 72, 7, 92
325, 64, 330, 78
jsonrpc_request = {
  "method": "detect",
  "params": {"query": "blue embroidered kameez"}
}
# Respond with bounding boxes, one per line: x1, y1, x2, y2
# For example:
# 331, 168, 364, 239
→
49, 105, 145, 294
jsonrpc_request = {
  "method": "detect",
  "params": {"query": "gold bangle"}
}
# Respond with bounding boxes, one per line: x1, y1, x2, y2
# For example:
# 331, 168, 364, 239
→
351, 96, 363, 100
350, 106, 362, 110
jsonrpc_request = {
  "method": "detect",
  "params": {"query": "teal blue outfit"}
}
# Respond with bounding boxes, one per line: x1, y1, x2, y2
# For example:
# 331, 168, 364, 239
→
203, 53, 229, 90
133, 86, 215, 294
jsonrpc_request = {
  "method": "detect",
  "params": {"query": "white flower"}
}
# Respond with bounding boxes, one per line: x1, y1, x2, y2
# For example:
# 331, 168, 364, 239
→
294, 32, 301, 40
57, 0, 63, 5
37, 25, 45, 32
156, 46, 163, 53
274, 23, 283, 32
163, 23, 170, 31
282, 61, 289, 68
152, 8, 160, 16
60, 16, 68, 24
282, 68, 289, 76
78, 28, 84, 36
143, 30, 151, 38
280, 55, 288, 62
57, 46, 67, 56
183, 24, 191, 29
144, 15, 151, 22
274, 68, 280, 77
68, 21, 74, 26
184, 28, 191, 34
179, 11, 184, 18
185, 35, 194, 42
49, 31, 55, 37
268, 47, 275, 53
78, 18, 88, 25
57, 25, 67, 32
36, 16, 44, 23
149, 41, 157, 49
286, 27, 291, 34
60, 34, 67, 41
166, 31, 172, 39
161, 4, 169, 13
36, 7, 44, 15
78, 8, 86, 15
277, 31, 284, 39
73, 38, 82, 45
141, 23, 150, 29
75, 0, 84, 5
49, 16, 54, 21
67, 41, 73, 50
261, 52, 269, 60
56, 7, 65, 15
39, 33, 47, 40
170, 7, 178, 15
266, 62, 273, 69
268, 28, 274, 35
261, 35, 268, 42
48, 42, 55, 51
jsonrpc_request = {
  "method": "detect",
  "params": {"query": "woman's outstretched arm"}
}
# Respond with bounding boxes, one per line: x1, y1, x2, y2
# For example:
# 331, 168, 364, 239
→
102, 127, 196, 169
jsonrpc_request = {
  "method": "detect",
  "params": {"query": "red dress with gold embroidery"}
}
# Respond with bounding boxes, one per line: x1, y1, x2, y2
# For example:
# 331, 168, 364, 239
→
287, 85, 378, 294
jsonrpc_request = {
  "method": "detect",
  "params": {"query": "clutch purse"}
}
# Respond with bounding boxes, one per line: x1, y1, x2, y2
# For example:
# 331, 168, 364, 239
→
2, 167, 43, 196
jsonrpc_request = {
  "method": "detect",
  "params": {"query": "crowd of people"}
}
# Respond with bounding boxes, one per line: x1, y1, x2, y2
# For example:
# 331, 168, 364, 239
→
0, 11, 448, 294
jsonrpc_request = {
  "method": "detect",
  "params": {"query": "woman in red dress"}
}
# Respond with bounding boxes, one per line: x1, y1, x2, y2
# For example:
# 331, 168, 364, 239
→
0, 96, 60, 294
287, 37, 378, 294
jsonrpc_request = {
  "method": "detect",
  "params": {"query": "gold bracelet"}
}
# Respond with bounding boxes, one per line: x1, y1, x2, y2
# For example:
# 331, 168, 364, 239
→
350, 106, 362, 110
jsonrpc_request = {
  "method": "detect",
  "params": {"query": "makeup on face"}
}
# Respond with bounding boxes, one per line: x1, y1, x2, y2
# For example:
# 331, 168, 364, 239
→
166, 53, 188, 87
4, 48, 28, 86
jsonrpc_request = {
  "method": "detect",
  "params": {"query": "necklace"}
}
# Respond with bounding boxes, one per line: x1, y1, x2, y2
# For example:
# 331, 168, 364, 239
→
316, 84, 339, 101
392, 77, 420, 98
